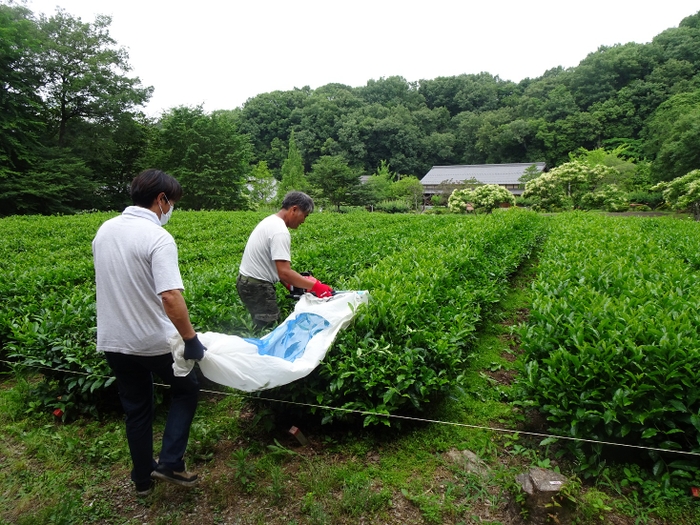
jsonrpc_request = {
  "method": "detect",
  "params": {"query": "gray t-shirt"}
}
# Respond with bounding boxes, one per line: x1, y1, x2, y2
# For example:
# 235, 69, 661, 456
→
92, 206, 184, 355
238, 214, 291, 283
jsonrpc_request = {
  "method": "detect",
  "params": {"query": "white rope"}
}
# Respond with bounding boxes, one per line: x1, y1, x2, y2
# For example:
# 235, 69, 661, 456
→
4, 359, 700, 457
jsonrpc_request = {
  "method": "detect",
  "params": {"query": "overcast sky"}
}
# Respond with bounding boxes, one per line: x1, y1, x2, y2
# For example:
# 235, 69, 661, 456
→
26, 0, 700, 117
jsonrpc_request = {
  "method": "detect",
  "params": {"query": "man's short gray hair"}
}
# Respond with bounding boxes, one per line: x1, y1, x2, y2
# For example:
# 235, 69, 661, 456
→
281, 191, 314, 213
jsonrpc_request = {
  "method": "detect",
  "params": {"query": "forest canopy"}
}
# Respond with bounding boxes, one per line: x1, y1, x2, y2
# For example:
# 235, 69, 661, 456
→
2, 1, 700, 215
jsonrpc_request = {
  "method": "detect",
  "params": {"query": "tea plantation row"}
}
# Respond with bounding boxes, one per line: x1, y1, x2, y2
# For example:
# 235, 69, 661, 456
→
517, 212, 700, 485
3, 209, 700, 488
0, 209, 544, 420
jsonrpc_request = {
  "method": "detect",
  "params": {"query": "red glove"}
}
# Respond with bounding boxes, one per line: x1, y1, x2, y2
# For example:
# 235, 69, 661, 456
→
310, 279, 333, 298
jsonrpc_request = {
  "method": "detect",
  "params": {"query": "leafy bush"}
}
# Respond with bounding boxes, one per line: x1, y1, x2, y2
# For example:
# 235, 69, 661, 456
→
516, 212, 700, 485
1, 210, 545, 425
0, 213, 115, 417
579, 184, 629, 212
448, 184, 515, 214
653, 169, 700, 220
270, 210, 545, 425
515, 195, 537, 208
522, 161, 618, 212
626, 190, 663, 209
374, 199, 410, 213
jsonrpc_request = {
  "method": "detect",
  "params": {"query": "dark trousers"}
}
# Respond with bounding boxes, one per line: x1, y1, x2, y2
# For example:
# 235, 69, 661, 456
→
105, 351, 199, 487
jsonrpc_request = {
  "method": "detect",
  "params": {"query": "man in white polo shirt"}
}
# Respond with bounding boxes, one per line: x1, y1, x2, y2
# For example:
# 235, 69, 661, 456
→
237, 191, 333, 328
92, 169, 206, 496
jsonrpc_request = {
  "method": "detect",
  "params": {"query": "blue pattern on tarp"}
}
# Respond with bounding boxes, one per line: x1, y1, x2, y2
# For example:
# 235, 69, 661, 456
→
243, 313, 330, 362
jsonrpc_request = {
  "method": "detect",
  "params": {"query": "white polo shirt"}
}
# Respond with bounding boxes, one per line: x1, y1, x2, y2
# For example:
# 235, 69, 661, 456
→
239, 214, 291, 283
92, 206, 184, 355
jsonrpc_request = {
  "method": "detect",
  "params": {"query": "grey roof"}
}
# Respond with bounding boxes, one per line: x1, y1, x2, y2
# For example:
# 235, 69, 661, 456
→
421, 163, 546, 186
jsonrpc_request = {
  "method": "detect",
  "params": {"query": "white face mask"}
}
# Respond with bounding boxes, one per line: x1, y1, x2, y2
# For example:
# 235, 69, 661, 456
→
158, 197, 174, 226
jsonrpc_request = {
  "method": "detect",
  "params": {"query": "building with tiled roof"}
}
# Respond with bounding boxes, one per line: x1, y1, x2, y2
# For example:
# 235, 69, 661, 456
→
421, 162, 547, 198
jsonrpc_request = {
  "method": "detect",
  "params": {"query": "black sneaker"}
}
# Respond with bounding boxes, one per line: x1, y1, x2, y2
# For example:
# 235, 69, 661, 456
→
135, 480, 155, 496
151, 465, 199, 487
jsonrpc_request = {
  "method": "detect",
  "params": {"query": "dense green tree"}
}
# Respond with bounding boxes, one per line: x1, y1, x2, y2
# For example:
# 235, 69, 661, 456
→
392, 175, 425, 211
363, 160, 395, 205
337, 104, 424, 176
66, 112, 153, 210
653, 111, 700, 181
247, 160, 276, 209
145, 106, 252, 210
518, 74, 579, 120
37, 9, 152, 147
277, 130, 309, 199
419, 75, 470, 115
565, 43, 655, 110
360, 76, 425, 110
236, 88, 311, 165
420, 72, 519, 115
0, 3, 44, 215
0, 4, 42, 171
535, 111, 603, 166
420, 131, 457, 168
0, 149, 96, 215
484, 118, 544, 163
293, 83, 363, 166
651, 12, 700, 66
308, 155, 361, 210
1, 5, 151, 215
472, 107, 520, 163
452, 111, 488, 164
643, 89, 700, 181
645, 59, 697, 96
642, 90, 700, 156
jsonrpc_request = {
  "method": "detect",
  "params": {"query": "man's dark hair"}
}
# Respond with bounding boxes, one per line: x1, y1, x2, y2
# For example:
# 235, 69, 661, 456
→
281, 191, 314, 213
130, 169, 183, 207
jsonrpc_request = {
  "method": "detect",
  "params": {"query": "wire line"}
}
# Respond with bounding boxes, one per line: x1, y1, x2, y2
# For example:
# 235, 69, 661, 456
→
4, 358, 700, 458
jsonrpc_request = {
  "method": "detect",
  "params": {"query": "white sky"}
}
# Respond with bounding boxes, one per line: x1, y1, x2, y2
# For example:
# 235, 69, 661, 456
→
25, 0, 700, 117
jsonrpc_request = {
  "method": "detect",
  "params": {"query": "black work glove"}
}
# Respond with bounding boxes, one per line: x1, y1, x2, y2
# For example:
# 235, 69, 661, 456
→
183, 334, 206, 361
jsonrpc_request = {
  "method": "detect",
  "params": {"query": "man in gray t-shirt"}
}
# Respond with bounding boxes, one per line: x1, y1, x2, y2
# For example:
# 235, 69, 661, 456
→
93, 169, 206, 496
237, 191, 333, 328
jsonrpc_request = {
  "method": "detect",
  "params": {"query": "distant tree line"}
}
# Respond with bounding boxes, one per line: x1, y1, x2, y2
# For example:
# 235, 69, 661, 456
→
2, 1, 700, 216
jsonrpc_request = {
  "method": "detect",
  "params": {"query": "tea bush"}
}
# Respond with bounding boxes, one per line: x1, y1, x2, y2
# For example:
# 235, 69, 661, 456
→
265, 210, 546, 424
516, 212, 700, 486
0, 213, 115, 416
1, 209, 545, 422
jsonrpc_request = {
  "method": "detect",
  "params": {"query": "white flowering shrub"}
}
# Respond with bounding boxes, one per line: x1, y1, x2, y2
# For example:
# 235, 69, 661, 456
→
522, 160, 617, 212
448, 184, 515, 214
653, 169, 700, 220
580, 184, 630, 212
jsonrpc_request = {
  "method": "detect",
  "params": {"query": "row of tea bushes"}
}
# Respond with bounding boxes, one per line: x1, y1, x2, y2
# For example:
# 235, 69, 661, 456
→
1, 209, 545, 421
268, 210, 546, 425
516, 213, 700, 483
0, 213, 114, 416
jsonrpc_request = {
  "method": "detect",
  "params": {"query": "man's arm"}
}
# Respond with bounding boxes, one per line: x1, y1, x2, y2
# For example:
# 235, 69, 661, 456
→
161, 289, 206, 360
161, 289, 197, 340
275, 260, 315, 289
276, 260, 333, 297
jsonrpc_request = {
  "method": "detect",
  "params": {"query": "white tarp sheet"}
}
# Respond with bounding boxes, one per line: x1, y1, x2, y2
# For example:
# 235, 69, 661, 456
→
170, 291, 369, 392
